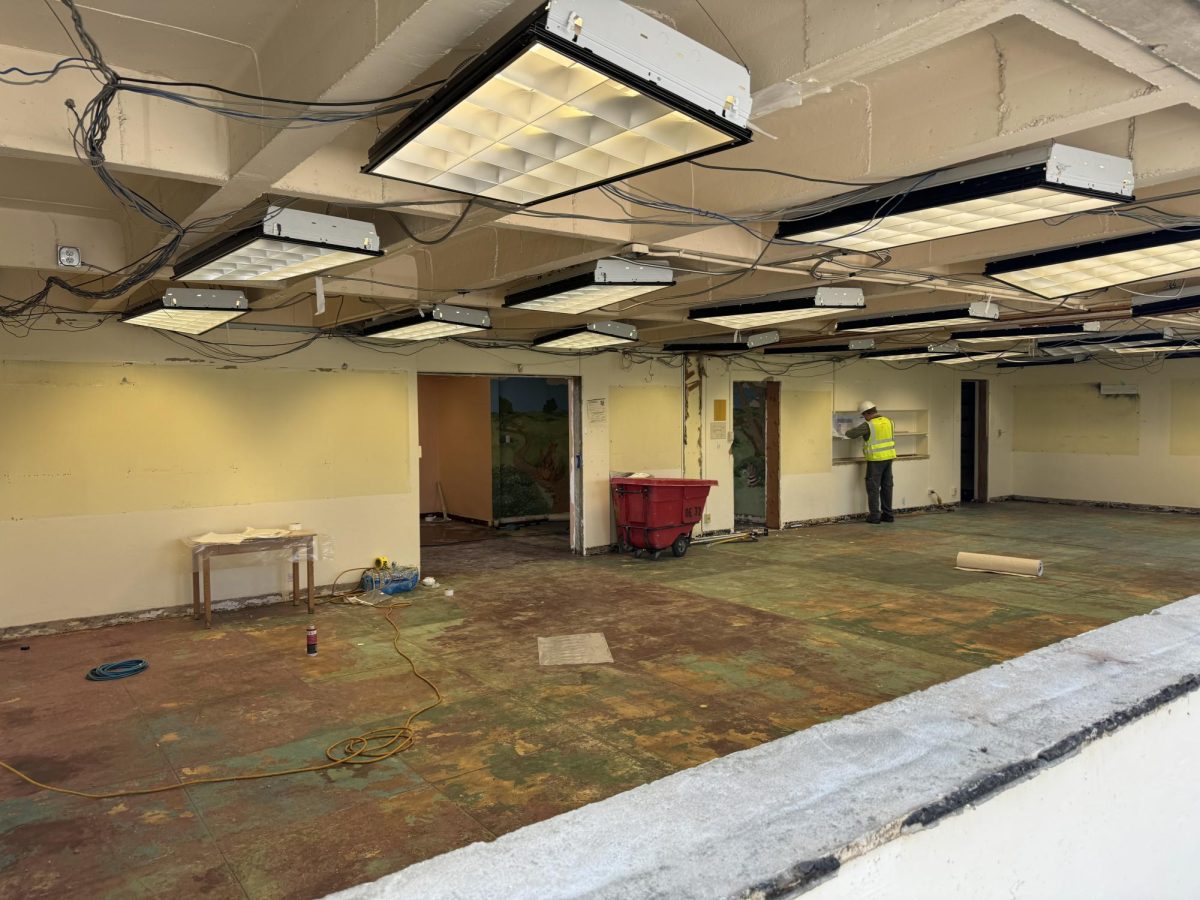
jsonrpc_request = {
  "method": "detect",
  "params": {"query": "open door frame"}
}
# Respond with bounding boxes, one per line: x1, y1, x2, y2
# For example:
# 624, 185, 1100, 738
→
765, 380, 781, 530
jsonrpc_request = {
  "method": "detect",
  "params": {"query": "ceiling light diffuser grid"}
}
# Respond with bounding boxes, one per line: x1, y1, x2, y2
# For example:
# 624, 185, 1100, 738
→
365, 6, 750, 207
121, 289, 248, 336
362, 304, 491, 342
688, 288, 864, 330
986, 229, 1200, 298
535, 321, 638, 350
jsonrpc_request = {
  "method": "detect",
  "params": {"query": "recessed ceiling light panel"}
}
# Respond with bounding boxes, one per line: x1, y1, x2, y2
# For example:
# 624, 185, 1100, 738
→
362, 304, 491, 341
364, 0, 752, 206
985, 228, 1200, 298
174, 207, 382, 283
121, 289, 249, 335
776, 145, 1132, 251
506, 259, 674, 314
689, 287, 864, 329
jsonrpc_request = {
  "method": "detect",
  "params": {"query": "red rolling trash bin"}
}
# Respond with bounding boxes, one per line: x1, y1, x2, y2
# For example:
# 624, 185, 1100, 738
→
611, 477, 718, 559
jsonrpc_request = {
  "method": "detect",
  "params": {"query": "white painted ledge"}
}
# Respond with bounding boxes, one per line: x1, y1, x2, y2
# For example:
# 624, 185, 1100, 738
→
326, 596, 1200, 900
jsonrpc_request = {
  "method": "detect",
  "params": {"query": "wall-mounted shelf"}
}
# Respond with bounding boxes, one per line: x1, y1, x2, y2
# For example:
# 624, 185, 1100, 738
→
833, 409, 929, 464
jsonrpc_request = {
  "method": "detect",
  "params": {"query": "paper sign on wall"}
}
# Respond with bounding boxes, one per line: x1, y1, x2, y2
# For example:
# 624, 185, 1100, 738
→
710, 421, 728, 440
587, 398, 607, 424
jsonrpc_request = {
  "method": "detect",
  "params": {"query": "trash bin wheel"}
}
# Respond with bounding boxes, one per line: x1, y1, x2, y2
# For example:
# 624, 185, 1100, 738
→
671, 535, 690, 558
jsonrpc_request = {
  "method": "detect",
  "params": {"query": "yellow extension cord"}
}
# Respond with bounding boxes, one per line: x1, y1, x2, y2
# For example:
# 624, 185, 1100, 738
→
0, 568, 442, 800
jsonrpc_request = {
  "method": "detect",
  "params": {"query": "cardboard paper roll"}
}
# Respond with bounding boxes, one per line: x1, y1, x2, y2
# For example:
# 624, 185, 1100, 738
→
956, 551, 1044, 578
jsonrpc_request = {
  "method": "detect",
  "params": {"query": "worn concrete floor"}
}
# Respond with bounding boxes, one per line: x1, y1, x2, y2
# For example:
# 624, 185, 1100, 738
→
2, 502, 1198, 899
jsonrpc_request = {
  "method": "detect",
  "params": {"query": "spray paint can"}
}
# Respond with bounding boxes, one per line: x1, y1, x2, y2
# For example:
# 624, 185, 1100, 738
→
306, 623, 318, 656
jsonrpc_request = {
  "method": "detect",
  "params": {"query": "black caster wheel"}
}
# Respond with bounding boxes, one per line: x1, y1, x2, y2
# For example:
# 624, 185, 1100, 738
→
651, 550, 663, 560
671, 536, 690, 558
619, 540, 634, 554
633, 549, 645, 559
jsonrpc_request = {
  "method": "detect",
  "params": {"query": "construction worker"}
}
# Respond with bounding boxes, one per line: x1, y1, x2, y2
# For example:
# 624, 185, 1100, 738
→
844, 401, 896, 524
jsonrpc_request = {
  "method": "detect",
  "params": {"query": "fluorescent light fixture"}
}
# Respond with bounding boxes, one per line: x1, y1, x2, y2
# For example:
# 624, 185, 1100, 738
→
688, 287, 864, 329
533, 320, 637, 350
1163, 350, 1200, 360
764, 338, 875, 356
1107, 342, 1193, 355
505, 259, 673, 314
1039, 331, 1174, 356
664, 330, 780, 352
860, 342, 960, 361
986, 228, 1200, 298
997, 355, 1085, 368
364, 0, 752, 206
174, 207, 382, 283
952, 321, 1101, 343
362, 304, 491, 341
836, 302, 999, 334
122, 289, 248, 335
1130, 286, 1200, 318
776, 145, 1132, 251
935, 350, 1021, 365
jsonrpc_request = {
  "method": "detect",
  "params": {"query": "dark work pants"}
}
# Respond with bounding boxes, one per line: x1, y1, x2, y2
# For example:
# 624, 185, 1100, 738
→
865, 460, 894, 522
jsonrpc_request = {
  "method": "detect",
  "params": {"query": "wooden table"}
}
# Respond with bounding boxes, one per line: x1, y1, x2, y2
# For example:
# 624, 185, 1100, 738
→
190, 532, 317, 628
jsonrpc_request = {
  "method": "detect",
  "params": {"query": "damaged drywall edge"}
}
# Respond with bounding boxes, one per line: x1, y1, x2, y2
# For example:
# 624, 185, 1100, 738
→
0, 585, 342, 640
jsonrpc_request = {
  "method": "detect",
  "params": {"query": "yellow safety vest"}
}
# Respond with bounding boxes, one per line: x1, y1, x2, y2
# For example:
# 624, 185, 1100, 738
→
864, 416, 897, 461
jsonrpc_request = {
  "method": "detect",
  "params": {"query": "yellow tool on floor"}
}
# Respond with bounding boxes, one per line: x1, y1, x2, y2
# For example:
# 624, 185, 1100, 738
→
0, 567, 442, 800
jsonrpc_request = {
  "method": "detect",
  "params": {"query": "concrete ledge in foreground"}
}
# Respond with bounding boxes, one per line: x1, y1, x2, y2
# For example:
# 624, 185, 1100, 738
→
326, 595, 1200, 900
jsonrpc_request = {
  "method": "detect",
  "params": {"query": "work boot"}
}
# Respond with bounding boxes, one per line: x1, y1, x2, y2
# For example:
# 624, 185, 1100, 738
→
881, 515, 895, 523
866, 517, 881, 524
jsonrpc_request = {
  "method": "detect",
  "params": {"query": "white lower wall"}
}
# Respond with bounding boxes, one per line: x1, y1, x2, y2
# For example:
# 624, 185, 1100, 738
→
803, 687, 1200, 900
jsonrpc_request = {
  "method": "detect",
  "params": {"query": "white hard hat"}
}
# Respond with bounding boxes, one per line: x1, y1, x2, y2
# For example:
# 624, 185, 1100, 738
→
858, 400, 877, 414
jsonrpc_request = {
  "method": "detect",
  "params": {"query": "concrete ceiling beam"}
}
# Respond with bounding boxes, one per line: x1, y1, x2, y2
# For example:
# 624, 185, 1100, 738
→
179, 0, 524, 234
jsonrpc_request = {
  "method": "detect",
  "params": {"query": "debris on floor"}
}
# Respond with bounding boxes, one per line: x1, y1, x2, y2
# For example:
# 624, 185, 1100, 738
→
538, 632, 614, 666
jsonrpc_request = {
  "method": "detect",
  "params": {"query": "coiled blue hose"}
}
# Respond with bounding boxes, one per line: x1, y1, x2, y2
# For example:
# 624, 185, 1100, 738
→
85, 659, 149, 681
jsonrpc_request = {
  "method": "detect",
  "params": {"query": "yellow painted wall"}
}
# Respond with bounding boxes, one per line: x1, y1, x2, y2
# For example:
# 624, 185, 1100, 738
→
1013, 383, 1139, 456
1170, 379, 1200, 456
781, 390, 833, 475
609, 384, 682, 472
0, 361, 410, 519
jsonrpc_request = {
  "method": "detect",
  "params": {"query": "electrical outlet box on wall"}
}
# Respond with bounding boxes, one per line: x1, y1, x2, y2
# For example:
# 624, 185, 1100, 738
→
1099, 384, 1139, 396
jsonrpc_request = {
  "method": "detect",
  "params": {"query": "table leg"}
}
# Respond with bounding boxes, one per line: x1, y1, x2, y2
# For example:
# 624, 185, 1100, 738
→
191, 555, 201, 621
292, 557, 300, 607
306, 537, 315, 615
202, 555, 212, 629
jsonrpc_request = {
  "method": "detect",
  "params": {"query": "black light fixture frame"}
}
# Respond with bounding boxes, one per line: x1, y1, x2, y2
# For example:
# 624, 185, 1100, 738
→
951, 322, 1100, 341
985, 228, 1200, 298
835, 305, 995, 333
776, 163, 1130, 243
505, 271, 676, 309
686, 290, 853, 323
532, 322, 638, 348
363, 4, 752, 207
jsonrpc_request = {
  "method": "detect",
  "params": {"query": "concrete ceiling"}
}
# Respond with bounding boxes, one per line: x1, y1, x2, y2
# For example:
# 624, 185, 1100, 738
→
2, 0, 1200, 349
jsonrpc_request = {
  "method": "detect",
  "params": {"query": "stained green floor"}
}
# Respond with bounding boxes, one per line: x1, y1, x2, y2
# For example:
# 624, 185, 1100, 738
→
2, 502, 1198, 898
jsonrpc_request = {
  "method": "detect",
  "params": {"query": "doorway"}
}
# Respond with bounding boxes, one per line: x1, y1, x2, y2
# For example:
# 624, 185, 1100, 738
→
416, 374, 582, 553
732, 381, 781, 529
960, 380, 989, 503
